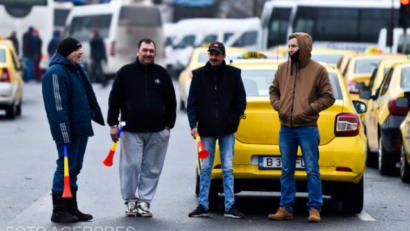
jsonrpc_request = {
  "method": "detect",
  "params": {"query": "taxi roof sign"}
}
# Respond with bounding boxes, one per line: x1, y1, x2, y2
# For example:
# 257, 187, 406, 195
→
365, 47, 382, 55
238, 51, 267, 59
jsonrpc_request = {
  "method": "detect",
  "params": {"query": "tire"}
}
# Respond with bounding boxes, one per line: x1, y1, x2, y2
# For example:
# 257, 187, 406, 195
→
5, 101, 16, 119
365, 139, 378, 168
16, 100, 22, 116
208, 180, 219, 211
342, 177, 364, 214
400, 144, 410, 183
378, 136, 396, 176
180, 99, 186, 111
195, 167, 200, 196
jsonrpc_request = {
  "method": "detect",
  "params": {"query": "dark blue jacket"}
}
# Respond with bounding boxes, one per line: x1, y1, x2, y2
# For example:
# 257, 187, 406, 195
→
89, 34, 107, 61
48, 30, 61, 57
42, 52, 105, 143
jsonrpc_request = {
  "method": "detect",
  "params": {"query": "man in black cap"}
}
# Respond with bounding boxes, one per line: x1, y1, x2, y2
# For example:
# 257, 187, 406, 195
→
42, 37, 105, 223
187, 42, 247, 218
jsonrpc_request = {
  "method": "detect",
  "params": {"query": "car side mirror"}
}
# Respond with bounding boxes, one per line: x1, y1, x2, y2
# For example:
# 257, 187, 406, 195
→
356, 82, 365, 90
359, 89, 371, 100
396, 97, 409, 108
352, 101, 367, 114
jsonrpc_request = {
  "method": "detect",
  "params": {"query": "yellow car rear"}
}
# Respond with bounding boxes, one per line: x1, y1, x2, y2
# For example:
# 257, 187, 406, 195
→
195, 59, 366, 213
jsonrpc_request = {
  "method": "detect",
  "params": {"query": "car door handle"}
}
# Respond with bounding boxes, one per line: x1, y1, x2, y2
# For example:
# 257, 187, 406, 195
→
377, 106, 380, 109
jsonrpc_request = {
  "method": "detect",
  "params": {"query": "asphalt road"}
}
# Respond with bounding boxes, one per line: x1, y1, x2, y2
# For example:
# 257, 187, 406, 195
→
1, 81, 410, 231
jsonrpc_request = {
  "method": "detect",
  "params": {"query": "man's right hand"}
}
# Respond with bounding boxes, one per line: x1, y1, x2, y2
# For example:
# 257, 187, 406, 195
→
191, 128, 198, 139
110, 127, 119, 142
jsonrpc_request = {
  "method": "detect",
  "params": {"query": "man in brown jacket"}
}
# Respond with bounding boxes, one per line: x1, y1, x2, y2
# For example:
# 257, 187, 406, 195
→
268, 33, 335, 222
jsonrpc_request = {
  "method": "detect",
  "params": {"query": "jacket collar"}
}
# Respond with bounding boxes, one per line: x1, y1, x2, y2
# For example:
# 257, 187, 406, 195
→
49, 51, 85, 72
205, 60, 226, 77
135, 56, 154, 69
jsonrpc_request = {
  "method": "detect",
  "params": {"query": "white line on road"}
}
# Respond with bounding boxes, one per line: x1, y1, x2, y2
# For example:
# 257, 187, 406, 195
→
356, 210, 376, 221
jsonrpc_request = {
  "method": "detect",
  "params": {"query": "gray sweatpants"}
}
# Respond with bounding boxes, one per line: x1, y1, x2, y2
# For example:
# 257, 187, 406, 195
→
119, 129, 170, 205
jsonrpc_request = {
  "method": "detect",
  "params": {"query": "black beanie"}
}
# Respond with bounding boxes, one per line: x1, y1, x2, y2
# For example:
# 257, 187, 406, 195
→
58, 37, 82, 57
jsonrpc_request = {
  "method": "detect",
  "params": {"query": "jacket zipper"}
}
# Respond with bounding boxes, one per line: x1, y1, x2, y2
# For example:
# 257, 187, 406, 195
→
145, 66, 149, 132
215, 83, 219, 134
290, 64, 297, 128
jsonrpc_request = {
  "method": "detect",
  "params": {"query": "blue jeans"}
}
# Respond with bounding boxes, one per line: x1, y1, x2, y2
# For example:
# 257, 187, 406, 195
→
279, 126, 322, 213
199, 133, 235, 211
52, 138, 88, 194
23, 57, 34, 82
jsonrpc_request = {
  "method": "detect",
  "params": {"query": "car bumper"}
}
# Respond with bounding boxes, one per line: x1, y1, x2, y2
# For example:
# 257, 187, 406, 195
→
206, 134, 366, 184
0, 83, 17, 105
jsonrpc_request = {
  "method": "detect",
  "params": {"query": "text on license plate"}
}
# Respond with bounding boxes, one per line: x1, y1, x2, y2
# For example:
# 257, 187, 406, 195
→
259, 157, 305, 169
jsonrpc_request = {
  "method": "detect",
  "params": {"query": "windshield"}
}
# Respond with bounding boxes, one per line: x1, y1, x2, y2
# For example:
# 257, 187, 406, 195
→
54, 9, 70, 27
175, 35, 195, 49
119, 6, 162, 27
311, 54, 343, 64
354, 59, 380, 74
0, 0, 47, 4
401, 67, 410, 89
0, 49, 5, 63
241, 70, 342, 99
69, 14, 112, 41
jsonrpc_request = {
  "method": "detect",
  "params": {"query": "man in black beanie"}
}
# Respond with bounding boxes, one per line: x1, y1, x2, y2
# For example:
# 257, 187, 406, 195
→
42, 37, 105, 223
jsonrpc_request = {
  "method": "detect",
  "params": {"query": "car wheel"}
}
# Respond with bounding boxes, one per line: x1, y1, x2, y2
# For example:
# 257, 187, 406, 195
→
5, 101, 16, 119
195, 167, 200, 196
180, 99, 186, 111
365, 139, 378, 168
400, 144, 410, 183
208, 180, 219, 211
16, 100, 22, 116
342, 177, 364, 214
378, 136, 396, 176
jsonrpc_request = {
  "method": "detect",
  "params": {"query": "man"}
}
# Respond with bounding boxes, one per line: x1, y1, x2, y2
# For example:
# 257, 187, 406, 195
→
187, 42, 246, 218
107, 38, 176, 217
42, 37, 105, 223
22, 26, 35, 82
48, 30, 61, 58
89, 28, 107, 87
268, 33, 335, 222
7, 31, 19, 56
33, 29, 43, 81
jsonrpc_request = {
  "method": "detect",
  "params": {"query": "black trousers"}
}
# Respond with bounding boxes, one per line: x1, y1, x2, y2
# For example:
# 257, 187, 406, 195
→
91, 59, 106, 86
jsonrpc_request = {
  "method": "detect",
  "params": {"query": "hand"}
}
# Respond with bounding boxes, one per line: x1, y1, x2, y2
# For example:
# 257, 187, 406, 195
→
191, 128, 198, 139
165, 126, 170, 132
110, 127, 119, 142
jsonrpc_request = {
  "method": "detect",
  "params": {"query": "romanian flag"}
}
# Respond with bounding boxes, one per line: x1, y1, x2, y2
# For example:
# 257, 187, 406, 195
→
62, 144, 72, 198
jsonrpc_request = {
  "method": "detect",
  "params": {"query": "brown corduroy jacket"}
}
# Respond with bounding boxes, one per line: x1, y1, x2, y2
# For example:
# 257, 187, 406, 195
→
269, 33, 335, 128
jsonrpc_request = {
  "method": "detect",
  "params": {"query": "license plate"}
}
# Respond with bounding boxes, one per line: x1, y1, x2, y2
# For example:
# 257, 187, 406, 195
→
259, 156, 305, 169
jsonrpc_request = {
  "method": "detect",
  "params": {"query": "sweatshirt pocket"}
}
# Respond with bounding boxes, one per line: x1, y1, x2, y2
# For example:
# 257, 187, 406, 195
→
293, 99, 318, 124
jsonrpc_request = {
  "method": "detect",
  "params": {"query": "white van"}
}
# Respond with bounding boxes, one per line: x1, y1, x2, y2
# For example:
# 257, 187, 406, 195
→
64, 0, 165, 78
378, 27, 410, 54
224, 18, 262, 51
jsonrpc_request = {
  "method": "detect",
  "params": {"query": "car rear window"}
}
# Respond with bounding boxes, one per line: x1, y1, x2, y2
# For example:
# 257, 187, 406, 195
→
401, 67, 410, 89
119, 6, 162, 27
311, 53, 344, 64
0, 49, 5, 63
241, 70, 343, 100
354, 59, 380, 74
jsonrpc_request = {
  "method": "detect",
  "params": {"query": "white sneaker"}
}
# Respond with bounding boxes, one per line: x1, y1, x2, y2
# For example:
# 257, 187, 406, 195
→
137, 202, 153, 217
125, 202, 137, 217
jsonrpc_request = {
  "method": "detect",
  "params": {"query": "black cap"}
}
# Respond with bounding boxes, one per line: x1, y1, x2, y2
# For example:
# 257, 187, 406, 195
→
208, 42, 225, 54
58, 37, 82, 58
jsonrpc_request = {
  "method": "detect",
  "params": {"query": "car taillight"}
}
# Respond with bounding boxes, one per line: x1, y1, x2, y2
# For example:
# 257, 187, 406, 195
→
335, 113, 360, 137
1, 67, 10, 83
388, 98, 410, 116
346, 81, 359, 94
336, 167, 352, 172
110, 41, 115, 57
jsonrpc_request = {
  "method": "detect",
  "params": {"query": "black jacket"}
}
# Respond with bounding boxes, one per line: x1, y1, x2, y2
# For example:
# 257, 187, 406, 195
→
187, 61, 246, 137
107, 57, 177, 132
89, 34, 107, 61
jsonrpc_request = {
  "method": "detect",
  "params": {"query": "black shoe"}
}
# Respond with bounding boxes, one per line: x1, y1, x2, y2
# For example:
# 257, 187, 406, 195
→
188, 204, 209, 217
224, 204, 245, 219
51, 193, 79, 223
66, 192, 93, 221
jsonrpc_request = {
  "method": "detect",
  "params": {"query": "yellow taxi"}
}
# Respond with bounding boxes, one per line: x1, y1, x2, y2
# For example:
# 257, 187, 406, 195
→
178, 47, 247, 110
360, 62, 410, 175
337, 53, 357, 74
342, 53, 405, 104
399, 109, 410, 183
0, 43, 24, 119
195, 57, 367, 214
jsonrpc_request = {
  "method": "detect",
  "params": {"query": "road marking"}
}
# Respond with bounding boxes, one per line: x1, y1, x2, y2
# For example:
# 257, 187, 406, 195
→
356, 210, 376, 221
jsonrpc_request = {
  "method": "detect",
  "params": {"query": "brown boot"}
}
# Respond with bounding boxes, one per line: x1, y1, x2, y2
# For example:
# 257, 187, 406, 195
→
268, 207, 293, 220
308, 209, 321, 222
